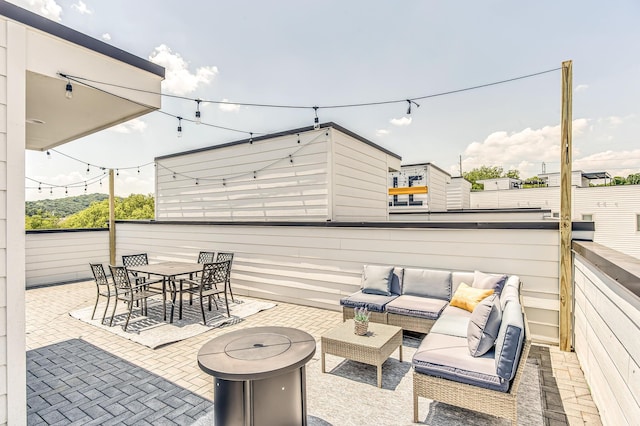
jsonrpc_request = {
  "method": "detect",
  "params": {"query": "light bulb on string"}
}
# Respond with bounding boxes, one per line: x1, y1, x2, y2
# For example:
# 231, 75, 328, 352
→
177, 117, 183, 138
46, 150, 52, 160
195, 178, 199, 185
172, 172, 176, 179
137, 167, 140, 174
84, 181, 87, 193
195, 99, 201, 125
99, 179, 102, 187
253, 171, 257, 179
65, 79, 73, 100
49, 188, 53, 195
297, 133, 300, 144
65, 187, 68, 196
249, 133, 253, 144
116, 169, 119, 176
222, 178, 226, 186
313, 106, 320, 130
86, 164, 90, 175
38, 183, 42, 193
289, 155, 293, 165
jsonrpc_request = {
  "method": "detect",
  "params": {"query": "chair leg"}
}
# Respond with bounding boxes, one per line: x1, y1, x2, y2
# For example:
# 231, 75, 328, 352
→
227, 281, 234, 303
101, 297, 110, 324
123, 300, 134, 331
223, 292, 230, 317
109, 298, 118, 326
91, 294, 100, 320
199, 296, 207, 325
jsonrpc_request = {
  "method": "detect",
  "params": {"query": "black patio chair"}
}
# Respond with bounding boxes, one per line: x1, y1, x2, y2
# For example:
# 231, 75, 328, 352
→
179, 260, 231, 325
109, 265, 163, 331
215, 252, 235, 302
197, 251, 215, 264
122, 253, 149, 284
90, 263, 118, 326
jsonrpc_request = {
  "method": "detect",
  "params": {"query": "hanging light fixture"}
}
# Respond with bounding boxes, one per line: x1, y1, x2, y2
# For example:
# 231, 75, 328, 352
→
406, 99, 420, 115
313, 106, 320, 129
65, 79, 73, 100
46, 150, 52, 160
177, 117, 183, 138
195, 99, 202, 124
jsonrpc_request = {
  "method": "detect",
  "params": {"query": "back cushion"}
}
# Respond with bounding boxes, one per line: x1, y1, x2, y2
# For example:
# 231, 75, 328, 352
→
361, 265, 394, 296
495, 301, 525, 381
402, 268, 451, 300
500, 276, 521, 310
390, 267, 404, 295
472, 270, 508, 295
452, 271, 474, 294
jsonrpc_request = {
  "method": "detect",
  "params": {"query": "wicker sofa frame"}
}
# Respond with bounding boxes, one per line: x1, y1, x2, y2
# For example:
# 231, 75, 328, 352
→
412, 306, 532, 425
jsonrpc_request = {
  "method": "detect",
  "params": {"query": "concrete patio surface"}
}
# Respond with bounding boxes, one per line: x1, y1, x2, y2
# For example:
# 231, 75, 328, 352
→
26, 281, 602, 425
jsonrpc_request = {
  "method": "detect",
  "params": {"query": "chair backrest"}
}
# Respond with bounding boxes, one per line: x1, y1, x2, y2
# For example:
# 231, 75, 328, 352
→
197, 251, 215, 264
215, 252, 234, 266
90, 263, 109, 287
122, 253, 148, 268
200, 260, 231, 289
109, 265, 133, 291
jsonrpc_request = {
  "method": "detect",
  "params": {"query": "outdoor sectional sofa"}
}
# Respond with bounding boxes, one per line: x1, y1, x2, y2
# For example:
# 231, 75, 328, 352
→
340, 265, 531, 425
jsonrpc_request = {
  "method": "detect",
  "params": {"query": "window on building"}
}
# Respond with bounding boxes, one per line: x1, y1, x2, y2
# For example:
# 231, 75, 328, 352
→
552, 212, 559, 218
582, 214, 593, 221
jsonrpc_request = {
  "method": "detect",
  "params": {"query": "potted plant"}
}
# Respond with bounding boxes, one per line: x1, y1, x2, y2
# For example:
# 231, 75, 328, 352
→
353, 307, 370, 335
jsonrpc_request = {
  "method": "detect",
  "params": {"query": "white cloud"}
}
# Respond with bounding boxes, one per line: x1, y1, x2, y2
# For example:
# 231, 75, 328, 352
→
108, 118, 147, 134
575, 84, 589, 92
458, 119, 590, 178
376, 129, 390, 137
390, 117, 412, 126
102, 33, 111, 41
149, 44, 218, 95
218, 99, 240, 112
607, 116, 623, 126
71, 0, 92, 15
12, 0, 62, 21
574, 149, 640, 176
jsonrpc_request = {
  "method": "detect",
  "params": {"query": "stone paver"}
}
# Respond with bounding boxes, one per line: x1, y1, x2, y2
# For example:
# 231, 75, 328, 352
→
26, 281, 602, 424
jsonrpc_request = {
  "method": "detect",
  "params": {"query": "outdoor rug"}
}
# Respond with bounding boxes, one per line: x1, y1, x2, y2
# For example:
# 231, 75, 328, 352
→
69, 296, 275, 349
191, 334, 551, 425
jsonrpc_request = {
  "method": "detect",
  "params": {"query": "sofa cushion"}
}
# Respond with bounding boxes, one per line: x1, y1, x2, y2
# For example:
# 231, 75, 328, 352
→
412, 332, 509, 392
467, 294, 502, 357
361, 265, 394, 296
429, 313, 470, 338
495, 301, 525, 381
449, 283, 494, 313
386, 295, 448, 320
473, 270, 508, 295
402, 268, 451, 300
500, 275, 521, 310
452, 271, 474, 294
390, 267, 404, 295
340, 290, 398, 313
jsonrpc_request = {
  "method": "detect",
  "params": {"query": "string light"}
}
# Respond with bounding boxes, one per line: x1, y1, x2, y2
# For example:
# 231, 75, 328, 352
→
253, 171, 257, 179
313, 106, 319, 129
46, 150, 52, 160
64, 187, 68, 195
49, 187, 53, 195
297, 133, 300, 144
65, 79, 73, 100
249, 132, 253, 144
195, 178, 199, 185
406, 99, 420, 114
116, 169, 119, 176
177, 116, 183, 138
289, 154, 293, 164
38, 183, 42, 193
172, 172, 176, 179
137, 166, 140, 174
86, 164, 90, 174
195, 99, 202, 124
222, 178, 226, 186
84, 181, 87, 192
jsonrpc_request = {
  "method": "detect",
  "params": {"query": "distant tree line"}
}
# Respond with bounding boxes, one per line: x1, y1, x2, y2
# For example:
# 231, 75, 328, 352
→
25, 193, 154, 229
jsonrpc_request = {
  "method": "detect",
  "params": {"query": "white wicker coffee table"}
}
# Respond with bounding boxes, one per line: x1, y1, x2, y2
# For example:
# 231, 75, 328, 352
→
321, 320, 403, 388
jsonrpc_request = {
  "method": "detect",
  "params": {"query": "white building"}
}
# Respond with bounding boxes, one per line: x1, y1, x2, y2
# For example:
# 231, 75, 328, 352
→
446, 176, 471, 210
155, 123, 402, 222
388, 163, 450, 213
1, 1, 163, 423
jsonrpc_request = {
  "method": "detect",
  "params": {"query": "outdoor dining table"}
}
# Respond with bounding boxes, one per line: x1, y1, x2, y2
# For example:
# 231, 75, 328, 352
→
126, 261, 202, 323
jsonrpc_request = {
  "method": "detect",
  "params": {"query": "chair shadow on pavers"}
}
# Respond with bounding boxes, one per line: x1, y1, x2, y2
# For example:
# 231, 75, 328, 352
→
27, 339, 212, 425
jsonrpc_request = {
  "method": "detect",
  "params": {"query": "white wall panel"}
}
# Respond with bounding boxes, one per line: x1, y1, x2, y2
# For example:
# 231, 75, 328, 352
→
116, 222, 561, 343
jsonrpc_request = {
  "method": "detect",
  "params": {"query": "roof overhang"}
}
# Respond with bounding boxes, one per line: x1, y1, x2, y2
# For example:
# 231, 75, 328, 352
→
1, 0, 165, 151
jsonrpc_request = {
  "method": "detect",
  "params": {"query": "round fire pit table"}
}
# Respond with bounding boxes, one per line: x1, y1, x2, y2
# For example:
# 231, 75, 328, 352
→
197, 326, 316, 426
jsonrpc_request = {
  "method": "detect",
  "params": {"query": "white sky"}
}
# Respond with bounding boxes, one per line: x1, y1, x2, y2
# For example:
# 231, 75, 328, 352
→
16, 0, 640, 200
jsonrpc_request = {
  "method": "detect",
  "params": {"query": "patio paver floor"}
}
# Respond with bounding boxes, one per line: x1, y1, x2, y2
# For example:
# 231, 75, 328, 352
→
26, 281, 602, 425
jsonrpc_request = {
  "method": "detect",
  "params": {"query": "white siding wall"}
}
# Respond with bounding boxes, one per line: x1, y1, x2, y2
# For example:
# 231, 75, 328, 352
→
330, 129, 395, 221
25, 230, 109, 287
574, 186, 640, 259
446, 178, 471, 210
426, 166, 448, 212
0, 17, 7, 425
574, 250, 640, 425
156, 129, 330, 221
116, 222, 561, 343
471, 185, 640, 259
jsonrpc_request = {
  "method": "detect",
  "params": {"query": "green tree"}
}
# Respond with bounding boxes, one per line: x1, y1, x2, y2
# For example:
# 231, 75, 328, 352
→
626, 173, 640, 185
463, 166, 504, 190
60, 194, 155, 228
504, 169, 520, 179
25, 211, 60, 229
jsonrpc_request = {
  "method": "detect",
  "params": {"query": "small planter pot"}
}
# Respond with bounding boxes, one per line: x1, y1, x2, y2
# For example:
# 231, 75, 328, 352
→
354, 320, 369, 336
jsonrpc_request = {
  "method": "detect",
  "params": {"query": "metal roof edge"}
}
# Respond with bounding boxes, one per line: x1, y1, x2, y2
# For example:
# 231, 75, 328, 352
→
0, 0, 165, 77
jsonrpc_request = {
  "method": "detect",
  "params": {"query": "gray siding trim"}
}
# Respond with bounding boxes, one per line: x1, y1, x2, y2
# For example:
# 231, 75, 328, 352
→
26, 228, 108, 234
155, 122, 402, 161
573, 241, 640, 301
0, 0, 165, 77
117, 219, 593, 231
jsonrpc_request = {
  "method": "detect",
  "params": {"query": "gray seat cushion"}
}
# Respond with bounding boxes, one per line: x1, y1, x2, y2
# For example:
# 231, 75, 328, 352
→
361, 265, 394, 296
495, 301, 525, 380
402, 268, 452, 300
385, 295, 448, 320
467, 294, 502, 357
340, 290, 398, 313
429, 313, 470, 338
412, 332, 509, 392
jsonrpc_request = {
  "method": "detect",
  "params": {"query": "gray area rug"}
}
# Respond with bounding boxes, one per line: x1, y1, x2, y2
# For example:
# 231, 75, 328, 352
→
192, 334, 545, 425
69, 297, 275, 349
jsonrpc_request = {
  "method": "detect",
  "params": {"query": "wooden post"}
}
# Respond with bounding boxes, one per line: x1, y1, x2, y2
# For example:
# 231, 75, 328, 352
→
559, 60, 573, 352
109, 169, 116, 266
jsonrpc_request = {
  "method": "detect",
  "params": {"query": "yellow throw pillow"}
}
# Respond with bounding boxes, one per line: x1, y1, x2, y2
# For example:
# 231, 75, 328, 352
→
449, 283, 495, 312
